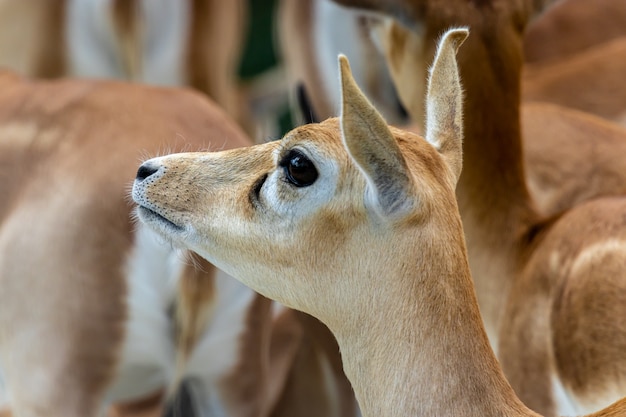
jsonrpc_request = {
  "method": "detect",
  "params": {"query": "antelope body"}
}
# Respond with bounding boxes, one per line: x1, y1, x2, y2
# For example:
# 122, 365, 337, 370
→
132, 28, 626, 417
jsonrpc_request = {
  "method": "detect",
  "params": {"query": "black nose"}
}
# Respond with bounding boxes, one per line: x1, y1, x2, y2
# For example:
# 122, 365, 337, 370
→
136, 162, 159, 181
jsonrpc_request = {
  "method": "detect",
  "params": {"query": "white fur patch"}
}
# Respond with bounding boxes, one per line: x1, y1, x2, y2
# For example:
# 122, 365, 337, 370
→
552, 374, 626, 416
140, 0, 190, 85
312, 0, 396, 117
570, 238, 626, 276
312, 1, 410, 124
262, 145, 339, 221
0, 122, 60, 150
313, 0, 374, 117
182, 269, 257, 415
110, 225, 259, 414
552, 375, 580, 416
106, 224, 183, 403
66, 0, 127, 79
0, 368, 8, 411
66, 0, 190, 84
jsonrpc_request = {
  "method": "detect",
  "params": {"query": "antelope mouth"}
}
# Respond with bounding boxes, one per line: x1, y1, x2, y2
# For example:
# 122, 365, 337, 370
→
136, 205, 185, 234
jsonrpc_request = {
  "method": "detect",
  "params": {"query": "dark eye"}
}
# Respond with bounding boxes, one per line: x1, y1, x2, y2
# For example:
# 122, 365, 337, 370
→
280, 149, 318, 187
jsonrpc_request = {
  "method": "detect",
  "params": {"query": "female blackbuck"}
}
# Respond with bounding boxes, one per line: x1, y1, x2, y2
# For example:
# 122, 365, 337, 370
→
0, 72, 355, 417
316, 0, 626, 415
133, 28, 626, 417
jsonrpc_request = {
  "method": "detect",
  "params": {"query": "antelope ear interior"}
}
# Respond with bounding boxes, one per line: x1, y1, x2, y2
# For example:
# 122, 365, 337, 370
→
338, 54, 415, 219
425, 28, 468, 184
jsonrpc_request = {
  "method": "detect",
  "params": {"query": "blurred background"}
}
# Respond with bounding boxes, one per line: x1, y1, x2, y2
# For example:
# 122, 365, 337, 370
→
0, 0, 293, 144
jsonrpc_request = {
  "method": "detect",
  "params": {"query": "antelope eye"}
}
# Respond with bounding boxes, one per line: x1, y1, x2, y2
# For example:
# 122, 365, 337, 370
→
280, 149, 318, 187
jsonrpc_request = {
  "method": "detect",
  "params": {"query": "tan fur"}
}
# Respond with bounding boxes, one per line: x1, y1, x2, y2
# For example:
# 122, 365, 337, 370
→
109, 390, 163, 417
315, 1, 626, 414
522, 37, 626, 127
173, 253, 217, 391
111, 0, 142, 81
185, 0, 248, 130
524, 0, 626, 64
521, 103, 626, 214
0, 0, 65, 77
133, 29, 626, 417
521, 0, 626, 126
373, 19, 426, 128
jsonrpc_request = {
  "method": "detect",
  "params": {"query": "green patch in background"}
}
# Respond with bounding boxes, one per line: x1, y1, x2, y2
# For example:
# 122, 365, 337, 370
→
239, 0, 294, 136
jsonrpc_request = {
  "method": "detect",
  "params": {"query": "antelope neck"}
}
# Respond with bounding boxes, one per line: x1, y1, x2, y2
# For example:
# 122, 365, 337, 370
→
455, 29, 537, 230
452, 27, 541, 341
332, 237, 535, 417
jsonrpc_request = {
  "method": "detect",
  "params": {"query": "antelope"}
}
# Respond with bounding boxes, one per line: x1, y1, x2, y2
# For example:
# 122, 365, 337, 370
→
132, 28, 626, 417
0, 0, 248, 131
0, 71, 355, 417
313, 0, 626, 414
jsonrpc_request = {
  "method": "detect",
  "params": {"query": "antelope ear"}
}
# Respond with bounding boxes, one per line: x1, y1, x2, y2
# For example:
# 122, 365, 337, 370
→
339, 54, 415, 219
425, 28, 468, 184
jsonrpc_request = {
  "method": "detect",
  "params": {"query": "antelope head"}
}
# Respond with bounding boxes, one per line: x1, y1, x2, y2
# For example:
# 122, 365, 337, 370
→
132, 28, 468, 334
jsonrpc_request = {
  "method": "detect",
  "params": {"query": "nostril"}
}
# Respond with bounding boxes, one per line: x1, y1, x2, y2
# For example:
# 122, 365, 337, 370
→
136, 162, 160, 181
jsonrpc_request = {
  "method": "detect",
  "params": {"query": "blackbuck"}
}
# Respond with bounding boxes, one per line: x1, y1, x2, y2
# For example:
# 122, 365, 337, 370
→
317, 0, 626, 415
0, 0, 248, 131
133, 28, 626, 417
0, 72, 355, 417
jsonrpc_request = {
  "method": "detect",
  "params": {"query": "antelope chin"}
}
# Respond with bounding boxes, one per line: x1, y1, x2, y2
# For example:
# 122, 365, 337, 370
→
136, 206, 186, 236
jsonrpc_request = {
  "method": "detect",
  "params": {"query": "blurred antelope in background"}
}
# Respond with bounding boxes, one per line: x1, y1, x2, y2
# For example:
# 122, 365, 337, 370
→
0, 72, 260, 417
0, 0, 250, 131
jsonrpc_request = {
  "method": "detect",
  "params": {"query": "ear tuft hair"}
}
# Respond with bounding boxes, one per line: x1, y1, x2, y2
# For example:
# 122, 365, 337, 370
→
425, 27, 468, 183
